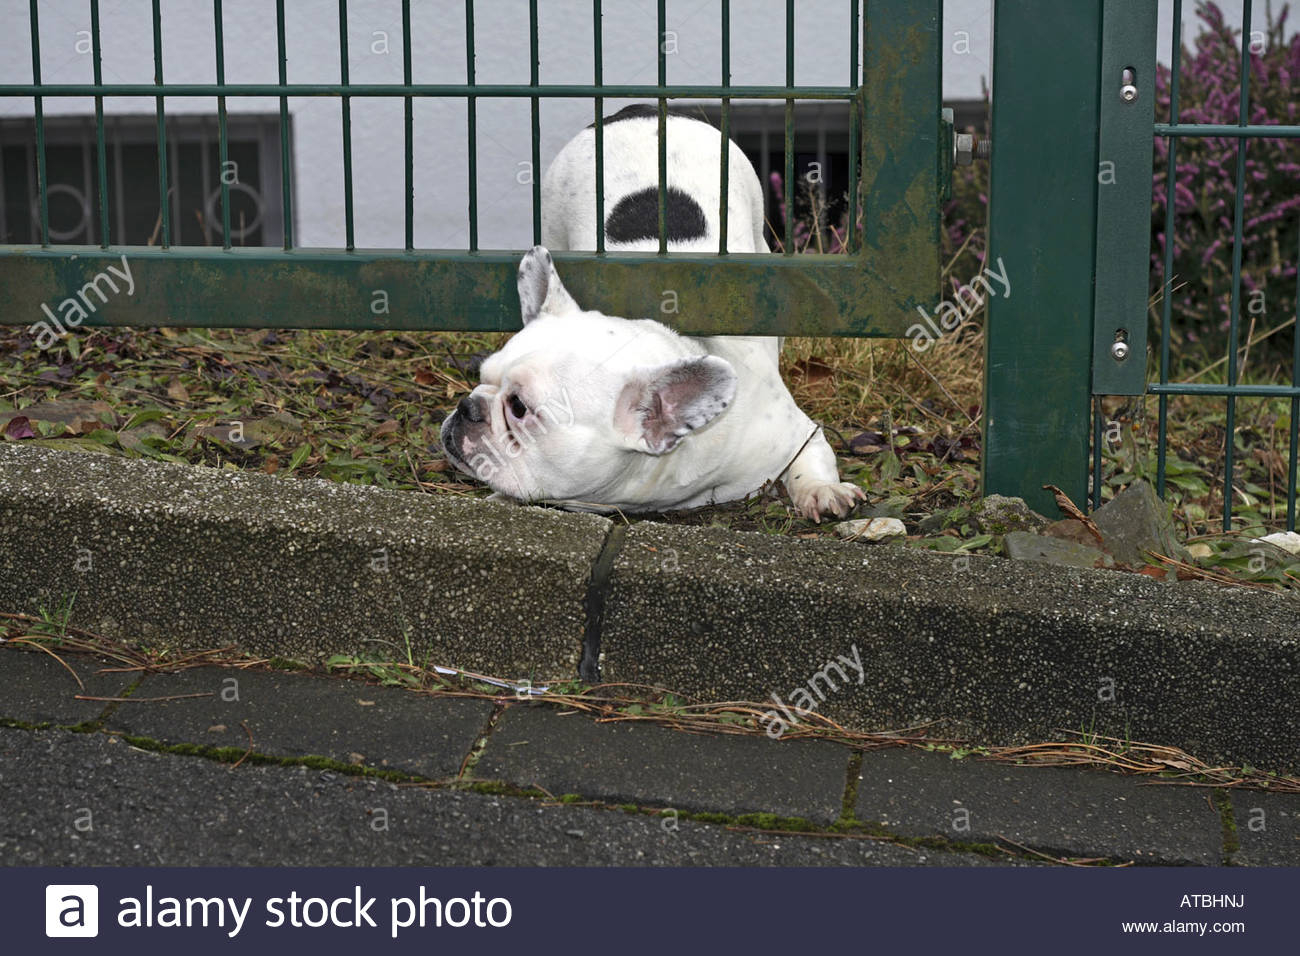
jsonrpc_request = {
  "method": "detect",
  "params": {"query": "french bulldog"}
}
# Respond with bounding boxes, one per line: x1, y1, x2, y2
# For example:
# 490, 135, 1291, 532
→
440, 106, 865, 521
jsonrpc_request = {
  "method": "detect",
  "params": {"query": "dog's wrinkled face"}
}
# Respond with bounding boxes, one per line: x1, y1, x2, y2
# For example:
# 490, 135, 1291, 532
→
439, 247, 736, 505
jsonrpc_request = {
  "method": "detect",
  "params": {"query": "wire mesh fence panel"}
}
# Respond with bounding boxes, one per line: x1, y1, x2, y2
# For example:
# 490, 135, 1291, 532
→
0, 1, 943, 339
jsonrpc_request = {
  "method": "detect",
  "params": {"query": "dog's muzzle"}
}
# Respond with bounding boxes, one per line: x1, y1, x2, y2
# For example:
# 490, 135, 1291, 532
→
440, 393, 485, 471
457, 393, 486, 423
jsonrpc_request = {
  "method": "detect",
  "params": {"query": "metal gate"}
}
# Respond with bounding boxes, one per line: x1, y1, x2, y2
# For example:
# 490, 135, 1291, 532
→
986, 0, 1299, 530
0, 0, 942, 339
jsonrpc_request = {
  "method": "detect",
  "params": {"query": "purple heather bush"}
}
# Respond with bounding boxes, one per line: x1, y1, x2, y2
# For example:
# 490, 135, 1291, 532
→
1152, 1, 1300, 353
767, 0, 1296, 358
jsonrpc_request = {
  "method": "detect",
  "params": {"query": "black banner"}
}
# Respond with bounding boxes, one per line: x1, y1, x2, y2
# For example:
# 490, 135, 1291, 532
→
11, 866, 1292, 951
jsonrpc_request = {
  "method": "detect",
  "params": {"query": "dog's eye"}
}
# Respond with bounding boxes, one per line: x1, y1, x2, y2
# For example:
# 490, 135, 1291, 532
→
507, 394, 528, 419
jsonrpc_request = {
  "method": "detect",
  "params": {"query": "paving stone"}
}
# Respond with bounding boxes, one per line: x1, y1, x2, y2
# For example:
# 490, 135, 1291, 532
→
474, 704, 848, 824
1231, 791, 1300, 866
0, 728, 1032, 867
854, 748, 1223, 865
104, 666, 491, 779
0, 648, 136, 726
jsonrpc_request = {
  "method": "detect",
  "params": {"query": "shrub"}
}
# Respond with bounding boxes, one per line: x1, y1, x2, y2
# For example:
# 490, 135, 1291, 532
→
1152, 1, 1300, 355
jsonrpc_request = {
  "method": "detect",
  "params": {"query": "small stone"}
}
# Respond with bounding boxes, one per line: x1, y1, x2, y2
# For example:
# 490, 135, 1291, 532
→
835, 517, 906, 542
1091, 480, 1188, 566
1042, 518, 1104, 549
1004, 531, 1113, 570
1256, 531, 1300, 556
969, 494, 1050, 535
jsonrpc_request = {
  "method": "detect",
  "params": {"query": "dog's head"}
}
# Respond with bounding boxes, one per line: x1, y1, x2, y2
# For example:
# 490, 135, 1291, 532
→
439, 247, 737, 505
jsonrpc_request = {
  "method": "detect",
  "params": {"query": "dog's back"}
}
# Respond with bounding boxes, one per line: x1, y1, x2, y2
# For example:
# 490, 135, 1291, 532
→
541, 106, 768, 255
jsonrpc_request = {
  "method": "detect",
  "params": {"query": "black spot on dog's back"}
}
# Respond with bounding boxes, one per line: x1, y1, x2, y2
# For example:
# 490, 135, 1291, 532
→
605, 186, 708, 244
587, 104, 714, 129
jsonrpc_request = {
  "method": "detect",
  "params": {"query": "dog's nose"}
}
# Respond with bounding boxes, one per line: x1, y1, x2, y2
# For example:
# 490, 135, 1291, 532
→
458, 394, 485, 423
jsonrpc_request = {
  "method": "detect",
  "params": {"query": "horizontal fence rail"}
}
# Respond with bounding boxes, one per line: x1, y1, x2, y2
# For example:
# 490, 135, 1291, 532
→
0, 0, 943, 338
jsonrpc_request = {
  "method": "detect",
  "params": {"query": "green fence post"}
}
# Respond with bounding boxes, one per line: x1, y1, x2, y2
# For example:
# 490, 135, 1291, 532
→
983, 0, 1104, 516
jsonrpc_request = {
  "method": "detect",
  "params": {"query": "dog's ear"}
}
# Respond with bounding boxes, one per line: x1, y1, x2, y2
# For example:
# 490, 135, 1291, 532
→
615, 356, 737, 454
517, 245, 578, 325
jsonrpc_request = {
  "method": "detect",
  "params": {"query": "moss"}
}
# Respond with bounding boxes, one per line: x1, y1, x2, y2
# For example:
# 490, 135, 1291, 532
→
841, 751, 863, 823
1213, 789, 1239, 861
0, 717, 49, 732
111, 732, 421, 784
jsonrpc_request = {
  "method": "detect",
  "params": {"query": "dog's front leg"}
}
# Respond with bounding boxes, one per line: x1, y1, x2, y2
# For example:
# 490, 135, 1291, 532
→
782, 429, 866, 522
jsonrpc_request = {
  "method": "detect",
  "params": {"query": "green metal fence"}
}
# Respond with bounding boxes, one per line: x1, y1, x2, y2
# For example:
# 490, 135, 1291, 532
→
0, 0, 941, 339
1144, 0, 1300, 533
986, 0, 1299, 529
12, 2, 1289, 532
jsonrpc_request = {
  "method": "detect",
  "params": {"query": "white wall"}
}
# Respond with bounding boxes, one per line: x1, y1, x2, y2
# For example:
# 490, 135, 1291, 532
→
0, 1, 1278, 250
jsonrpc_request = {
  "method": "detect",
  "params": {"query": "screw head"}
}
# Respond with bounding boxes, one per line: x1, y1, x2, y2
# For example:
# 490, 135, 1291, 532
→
1111, 340, 1131, 361
1120, 84, 1138, 103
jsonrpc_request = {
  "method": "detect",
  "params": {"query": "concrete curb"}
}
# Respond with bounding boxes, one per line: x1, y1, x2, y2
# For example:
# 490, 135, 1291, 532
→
3, 444, 1298, 772
0, 443, 609, 679
603, 522, 1300, 772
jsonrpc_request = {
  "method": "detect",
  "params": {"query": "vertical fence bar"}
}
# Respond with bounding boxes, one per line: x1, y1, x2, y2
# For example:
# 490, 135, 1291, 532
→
593, 0, 604, 253
657, 0, 667, 254
338, 0, 354, 250
1221, 0, 1253, 531
846, 0, 860, 255
215, 0, 232, 248
402, 0, 413, 251
275, 0, 293, 249
1092, 407, 1104, 509
1156, 0, 1183, 501
89, 0, 109, 247
1290, 219, 1299, 531
28, 0, 49, 246
465, 0, 478, 251
529, 0, 541, 245
783, 0, 794, 254
151, 0, 170, 247
718, 0, 730, 254
983, 0, 1103, 515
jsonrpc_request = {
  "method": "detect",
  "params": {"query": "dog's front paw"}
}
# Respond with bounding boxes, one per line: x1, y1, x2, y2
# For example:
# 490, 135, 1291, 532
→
793, 481, 866, 523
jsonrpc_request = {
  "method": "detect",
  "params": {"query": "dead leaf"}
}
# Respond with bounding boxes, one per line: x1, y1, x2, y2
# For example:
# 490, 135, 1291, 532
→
3, 416, 35, 440
790, 357, 836, 393
1042, 484, 1104, 543
414, 368, 437, 386
166, 378, 190, 403
372, 419, 400, 438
